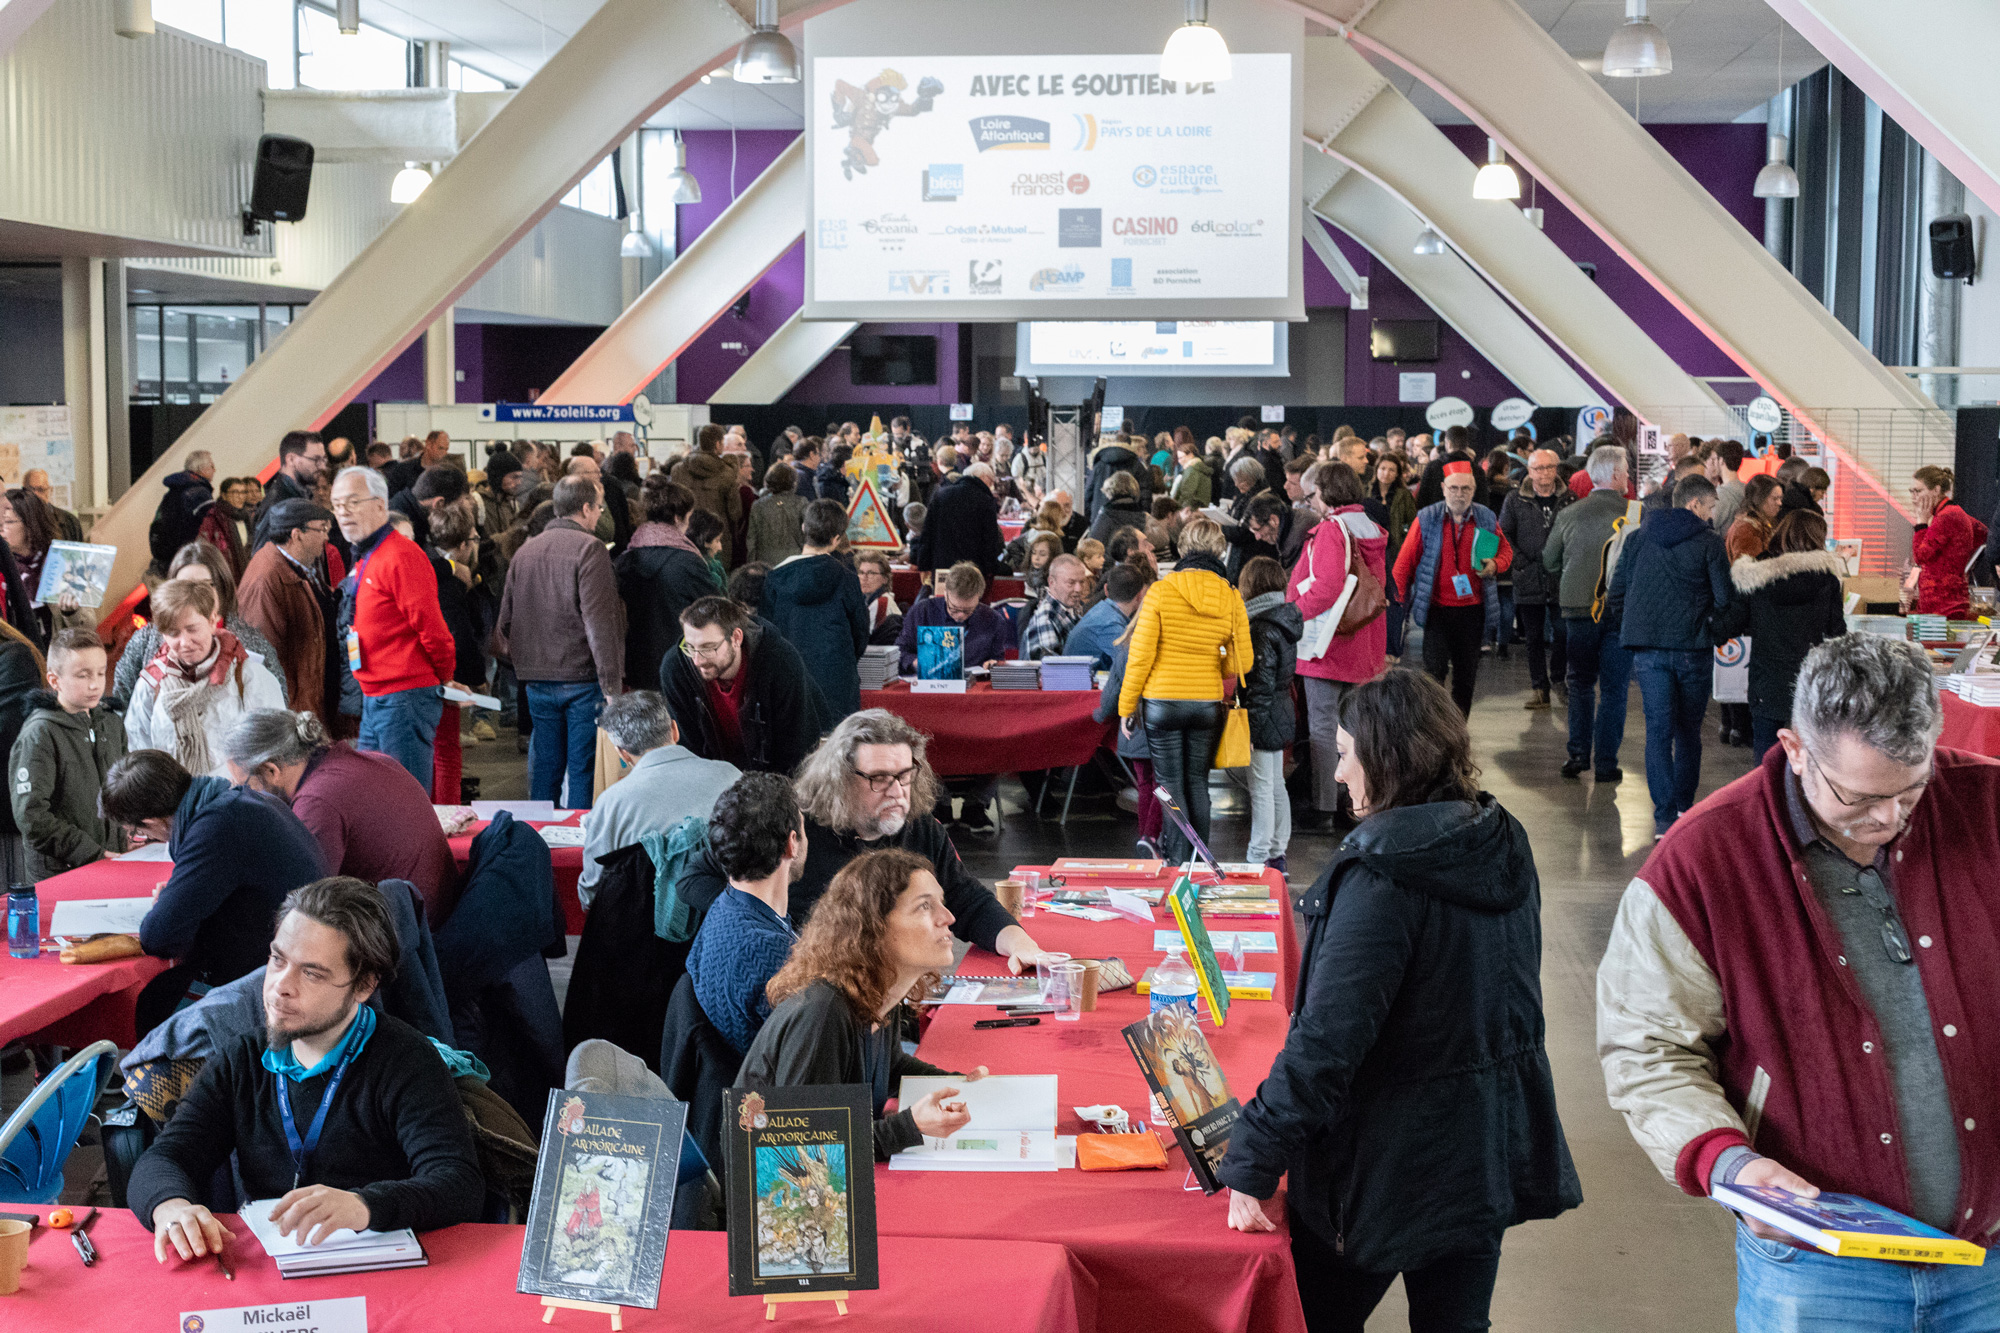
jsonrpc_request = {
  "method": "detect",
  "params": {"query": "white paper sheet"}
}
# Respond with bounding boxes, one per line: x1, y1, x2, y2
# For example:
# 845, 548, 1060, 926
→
239, 1197, 417, 1259
49, 897, 150, 936
1154, 928, 1277, 954
536, 824, 587, 848
469, 800, 559, 821
1104, 888, 1155, 923
441, 686, 502, 710
117, 841, 173, 862
889, 1074, 1060, 1172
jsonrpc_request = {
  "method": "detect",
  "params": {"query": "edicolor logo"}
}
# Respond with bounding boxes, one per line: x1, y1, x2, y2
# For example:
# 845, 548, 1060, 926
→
1191, 218, 1265, 238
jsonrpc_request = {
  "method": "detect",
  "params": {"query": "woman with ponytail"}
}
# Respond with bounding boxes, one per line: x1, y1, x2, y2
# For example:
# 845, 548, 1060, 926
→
1910, 465, 1988, 620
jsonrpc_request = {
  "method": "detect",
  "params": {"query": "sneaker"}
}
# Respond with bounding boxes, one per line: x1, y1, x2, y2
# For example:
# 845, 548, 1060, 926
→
1495, 641, 1510, 660
472, 718, 497, 742
1264, 855, 1288, 879
1553, 682, 1569, 705
1561, 759, 1588, 779
962, 800, 1000, 836
1594, 767, 1624, 782
1524, 689, 1550, 710
1135, 837, 1159, 860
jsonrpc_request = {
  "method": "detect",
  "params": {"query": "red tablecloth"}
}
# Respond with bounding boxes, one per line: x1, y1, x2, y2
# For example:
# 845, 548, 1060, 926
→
0, 860, 170, 1047
879, 876, 1307, 1333
0, 818, 587, 1047
1942, 693, 2000, 758
863, 681, 1112, 776
0, 1210, 1092, 1333
999, 517, 1027, 543
890, 566, 1026, 606
447, 818, 587, 935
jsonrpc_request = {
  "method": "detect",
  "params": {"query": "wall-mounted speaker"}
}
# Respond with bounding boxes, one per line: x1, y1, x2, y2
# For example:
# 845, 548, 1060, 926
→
248, 134, 314, 225
1930, 213, 1976, 282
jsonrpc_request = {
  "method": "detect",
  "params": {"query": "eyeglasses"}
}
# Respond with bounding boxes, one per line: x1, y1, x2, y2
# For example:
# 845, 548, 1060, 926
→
852, 765, 918, 793
1806, 750, 1932, 811
681, 638, 733, 661
1844, 867, 1914, 966
329, 497, 382, 513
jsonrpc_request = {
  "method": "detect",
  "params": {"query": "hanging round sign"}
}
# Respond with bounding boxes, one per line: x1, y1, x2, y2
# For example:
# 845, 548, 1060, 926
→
1490, 398, 1535, 432
1425, 396, 1475, 430
1745, 396, 1783, 433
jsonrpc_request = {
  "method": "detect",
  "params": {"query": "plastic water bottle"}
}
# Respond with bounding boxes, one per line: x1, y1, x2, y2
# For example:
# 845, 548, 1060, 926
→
7, 885, 38, 960
1150, 945, 1199, 1016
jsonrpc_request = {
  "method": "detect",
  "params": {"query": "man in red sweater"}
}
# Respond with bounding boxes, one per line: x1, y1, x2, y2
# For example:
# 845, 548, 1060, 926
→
330, 467, 462, 789
1392, 462, 1512, 716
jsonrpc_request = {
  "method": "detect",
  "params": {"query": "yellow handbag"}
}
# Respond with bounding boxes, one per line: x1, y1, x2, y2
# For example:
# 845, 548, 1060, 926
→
1213, 703, 1252, 770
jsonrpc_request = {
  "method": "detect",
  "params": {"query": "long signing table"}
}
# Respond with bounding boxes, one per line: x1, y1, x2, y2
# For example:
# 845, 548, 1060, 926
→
1941, 693, 2000, 758
861, 680, 1113, 777
0, 817, 587, 1049
890, 566, 1026, 607
878, 865, 1308, 1333
0, 1210, 1092, 1332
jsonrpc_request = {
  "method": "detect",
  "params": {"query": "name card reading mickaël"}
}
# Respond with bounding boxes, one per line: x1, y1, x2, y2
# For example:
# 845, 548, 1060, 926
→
181, 1296, 366, 1333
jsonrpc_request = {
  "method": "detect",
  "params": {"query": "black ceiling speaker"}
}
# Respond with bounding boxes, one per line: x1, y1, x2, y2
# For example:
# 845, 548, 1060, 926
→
1930, 213, 1976, 282
247, 134, 315, 230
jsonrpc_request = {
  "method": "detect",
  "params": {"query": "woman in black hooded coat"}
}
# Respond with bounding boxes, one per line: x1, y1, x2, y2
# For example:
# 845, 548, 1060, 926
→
1218, 668, 1580, 1332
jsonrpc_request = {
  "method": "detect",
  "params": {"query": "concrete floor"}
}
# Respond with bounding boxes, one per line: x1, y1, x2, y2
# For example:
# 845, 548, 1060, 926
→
465, 642, 1748, 1329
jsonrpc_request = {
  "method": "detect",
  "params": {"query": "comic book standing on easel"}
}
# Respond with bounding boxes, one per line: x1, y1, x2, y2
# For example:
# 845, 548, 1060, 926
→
722, 1085, 879, 1298
517, 1091, 686, 1310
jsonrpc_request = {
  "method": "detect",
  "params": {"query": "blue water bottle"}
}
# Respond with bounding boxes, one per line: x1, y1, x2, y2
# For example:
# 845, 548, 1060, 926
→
7, 884, 38, 960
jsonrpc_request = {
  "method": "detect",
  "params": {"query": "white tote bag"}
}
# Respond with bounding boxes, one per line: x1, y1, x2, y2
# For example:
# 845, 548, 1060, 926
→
1713, 636, 1751, 703
1297, 520, 1360, 662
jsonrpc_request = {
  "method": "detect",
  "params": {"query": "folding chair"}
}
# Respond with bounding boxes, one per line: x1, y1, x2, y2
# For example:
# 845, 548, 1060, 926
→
0, 1040, 119, 1204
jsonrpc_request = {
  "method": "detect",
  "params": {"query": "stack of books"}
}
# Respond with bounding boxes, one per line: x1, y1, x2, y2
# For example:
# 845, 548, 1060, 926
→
1907, 614, 1949, 642
858, 645, 901, 691
990, 661, 1042, 690
1943, 675, 2000, 706
1038, 656, 1097, 690
241, 1198, 428, 1277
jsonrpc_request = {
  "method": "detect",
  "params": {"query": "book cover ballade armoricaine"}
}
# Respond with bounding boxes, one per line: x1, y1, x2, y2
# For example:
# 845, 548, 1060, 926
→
1123, 1004, 1242, 1195
723, 1085, 880, 1298
516, 1092, 688, 1310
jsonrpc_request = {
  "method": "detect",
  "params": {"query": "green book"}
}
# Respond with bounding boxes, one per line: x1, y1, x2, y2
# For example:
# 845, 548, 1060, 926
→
1471, 527, 1501, 565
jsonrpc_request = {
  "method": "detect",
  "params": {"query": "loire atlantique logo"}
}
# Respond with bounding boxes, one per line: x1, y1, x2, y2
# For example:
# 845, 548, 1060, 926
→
970, 116, 1051, 152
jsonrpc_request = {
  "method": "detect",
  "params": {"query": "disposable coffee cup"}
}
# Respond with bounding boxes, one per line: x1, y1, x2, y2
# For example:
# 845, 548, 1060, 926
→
1075, 958, 1103, 1011
0, 1218, 30, 1294
993, 879, 1024, 917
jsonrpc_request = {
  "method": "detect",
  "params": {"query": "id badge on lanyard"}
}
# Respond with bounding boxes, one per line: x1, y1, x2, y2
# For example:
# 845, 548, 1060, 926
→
343, 545, 380, 675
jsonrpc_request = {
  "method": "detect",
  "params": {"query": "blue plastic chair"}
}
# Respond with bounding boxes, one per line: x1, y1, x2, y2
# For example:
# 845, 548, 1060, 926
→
0, 1040, 118, 1204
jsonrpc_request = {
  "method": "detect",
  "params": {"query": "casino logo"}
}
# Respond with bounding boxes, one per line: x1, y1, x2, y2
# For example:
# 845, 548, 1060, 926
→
969, 259, 1003, 294
970, 116, 1051, 152
1058, 209, 1102, 248
1132, 164, 1158, 188
1066, 173, 1090, 195
1113, 216, 1178, 236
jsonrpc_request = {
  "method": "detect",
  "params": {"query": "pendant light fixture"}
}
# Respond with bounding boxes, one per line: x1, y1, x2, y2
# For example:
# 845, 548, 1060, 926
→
735, 0, 799, 84
390, 163, 433, 204
1160, 0, 1231, 85
1753, 27, 1800, 199
1471, 139, 1521, 200
1603, 0, 1672, 78
114, 0, 154, 37
666, 132, 702, 206
1413, 228, 1448, 256
620, 215, 655, 258
336, 0, 360, 36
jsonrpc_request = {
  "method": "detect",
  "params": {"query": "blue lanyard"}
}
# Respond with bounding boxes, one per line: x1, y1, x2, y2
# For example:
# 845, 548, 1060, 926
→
276, 1037, 362, 1190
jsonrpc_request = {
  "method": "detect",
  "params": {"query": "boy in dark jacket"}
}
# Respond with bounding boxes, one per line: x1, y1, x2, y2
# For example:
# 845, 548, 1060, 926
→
10, 628, 128, 881
1238, 558, 1301, 875
759, 501, 869, 720
1608, 474, 1732, 838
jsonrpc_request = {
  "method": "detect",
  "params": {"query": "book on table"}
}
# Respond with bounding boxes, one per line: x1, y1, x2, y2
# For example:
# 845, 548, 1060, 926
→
1167, 876, 1233, 1028
1052, 858, 1167, 878
49, 897, 151, 938
1121, 1005, 1241, 1195
238, 1197, 427, 1277
1713, 1184, 1988, 1265
920, 973, 1046, 1006
916, 626, 964, 680
888, 1074, 1059, 1172
516, 1091, 688, 1310
1137, 967, 1277, 1001
721, 1085, 880, 1299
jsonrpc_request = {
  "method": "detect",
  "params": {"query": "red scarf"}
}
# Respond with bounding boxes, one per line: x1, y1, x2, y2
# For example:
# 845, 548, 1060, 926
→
144, 623, 248, 689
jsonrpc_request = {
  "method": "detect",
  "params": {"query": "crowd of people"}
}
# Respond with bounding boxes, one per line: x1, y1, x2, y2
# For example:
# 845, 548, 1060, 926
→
0, 403, 1991, 1333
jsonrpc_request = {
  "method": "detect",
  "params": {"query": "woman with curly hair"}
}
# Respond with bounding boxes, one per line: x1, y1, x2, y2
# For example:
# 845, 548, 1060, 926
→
736, 848, 989, 1160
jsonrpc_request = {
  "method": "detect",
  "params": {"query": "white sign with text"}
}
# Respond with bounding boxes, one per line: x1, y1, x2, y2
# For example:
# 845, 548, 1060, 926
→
180, 1296, 366, 1333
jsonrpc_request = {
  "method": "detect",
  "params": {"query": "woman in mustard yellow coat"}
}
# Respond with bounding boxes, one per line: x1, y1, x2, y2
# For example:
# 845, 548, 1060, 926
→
1117, 517, 1254, 865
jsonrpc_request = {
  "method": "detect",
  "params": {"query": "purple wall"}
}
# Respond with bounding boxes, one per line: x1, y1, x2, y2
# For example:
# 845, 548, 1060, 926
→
353, 339, 424, 405
674, 131, 802, 404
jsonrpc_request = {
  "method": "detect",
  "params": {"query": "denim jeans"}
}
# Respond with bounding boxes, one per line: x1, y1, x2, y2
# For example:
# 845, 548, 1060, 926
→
526, 680, 605, 808
1246, 749, 1290, 864
1735, 1223, 2000, 1332
1562, 616, 1630, 772
1632, 648, 1711, 834
358, 685, 444, 790
1751, 713, 1784, 763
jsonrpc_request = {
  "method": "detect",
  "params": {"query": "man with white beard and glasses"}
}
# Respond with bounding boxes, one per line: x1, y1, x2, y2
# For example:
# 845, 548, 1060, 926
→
127, 877, 483, 1266
680, 710, 1046, 972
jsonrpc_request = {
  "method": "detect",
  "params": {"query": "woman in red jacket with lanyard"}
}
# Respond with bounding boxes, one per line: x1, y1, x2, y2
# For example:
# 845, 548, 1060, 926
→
1909, 466, 1988, 620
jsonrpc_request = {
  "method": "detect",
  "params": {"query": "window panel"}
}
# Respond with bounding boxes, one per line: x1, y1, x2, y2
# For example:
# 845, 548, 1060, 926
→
297, 6, 409, 91
449, 59, 507, 93
564, 156, 617, 217
224, 0, 295, 89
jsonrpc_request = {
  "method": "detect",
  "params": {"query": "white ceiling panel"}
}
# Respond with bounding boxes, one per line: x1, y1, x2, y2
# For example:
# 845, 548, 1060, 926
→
348, 0, 1826, 127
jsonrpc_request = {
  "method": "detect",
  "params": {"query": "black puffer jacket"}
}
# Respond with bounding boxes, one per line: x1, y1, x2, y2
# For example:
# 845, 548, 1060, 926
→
1083, 444, 1152, 524
1712, 549, 1847, 723
615, 542, 718, 691
1240, 592, 1299, 751
1497, 486, 1573, 606
1218, 794, 1581, 1271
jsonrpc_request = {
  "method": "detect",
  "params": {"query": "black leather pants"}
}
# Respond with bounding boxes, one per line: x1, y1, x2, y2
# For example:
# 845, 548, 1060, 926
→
1143, 698, 1225, 866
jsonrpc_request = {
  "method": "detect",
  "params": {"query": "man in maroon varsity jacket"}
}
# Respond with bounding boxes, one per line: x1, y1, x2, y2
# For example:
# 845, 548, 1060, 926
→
1598, 634, 2000, 1328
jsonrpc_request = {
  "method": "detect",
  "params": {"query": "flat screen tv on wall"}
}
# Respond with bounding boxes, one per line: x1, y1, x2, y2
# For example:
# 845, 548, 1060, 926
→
1369, 319, 1440, 363
850, 334, 937, 386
